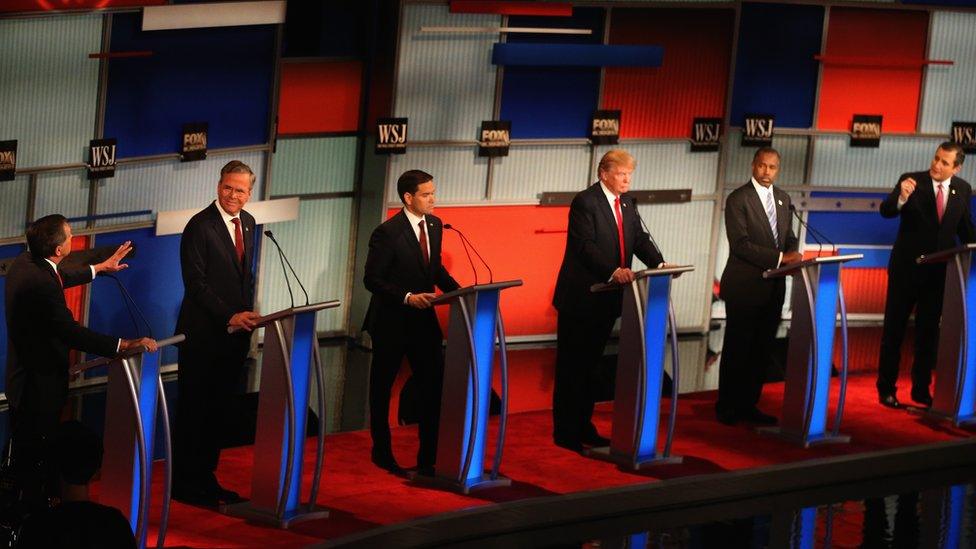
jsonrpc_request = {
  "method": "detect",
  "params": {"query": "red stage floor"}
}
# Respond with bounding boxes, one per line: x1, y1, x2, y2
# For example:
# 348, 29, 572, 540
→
138, 372, 972, 547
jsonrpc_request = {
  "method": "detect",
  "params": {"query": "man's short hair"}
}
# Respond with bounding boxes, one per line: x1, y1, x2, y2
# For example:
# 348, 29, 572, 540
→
220, 160, 256, 188
598, 149, 636, 173
939, 141, 966, 167
55, 421, 103, 486
752, 146, 781, 163
26, 214, 68, 259
396, 170, 434, 204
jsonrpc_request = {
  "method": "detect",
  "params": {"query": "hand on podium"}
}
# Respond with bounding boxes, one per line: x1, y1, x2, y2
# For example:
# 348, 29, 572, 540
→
407, 293, 436, 309
611, 268, 637, 284
782, 251, 803, 265
121, 337, 158, 353
228, 311, 261, 332
660, 262, 685, 278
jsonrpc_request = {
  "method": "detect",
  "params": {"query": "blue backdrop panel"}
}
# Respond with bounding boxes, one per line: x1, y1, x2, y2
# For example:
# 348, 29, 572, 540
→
87, 228, 183, 366
0, 243, 27, 394
492, 44, 663, 67
729, 3, 824, 128
104, 13, 275, 158
806, 192, 898, 246
500, 9, 604, 139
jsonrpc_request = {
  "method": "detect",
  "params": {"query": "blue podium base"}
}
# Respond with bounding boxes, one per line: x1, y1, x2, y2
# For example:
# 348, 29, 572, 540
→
222, 501, 330, 529
756, 427, 851, 448
409, 471, 512, 494
923, 408, 976, 428
584, 446, 683, 470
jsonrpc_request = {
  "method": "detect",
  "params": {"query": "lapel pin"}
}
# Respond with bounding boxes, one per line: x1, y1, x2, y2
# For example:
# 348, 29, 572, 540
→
952, 189, 956, 195
778, 200, 783, 206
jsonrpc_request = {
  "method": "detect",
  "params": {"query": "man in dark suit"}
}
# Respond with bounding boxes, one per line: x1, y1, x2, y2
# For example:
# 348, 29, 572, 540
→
717, 147, 801, 426
363, 169, 460, 476
877, 142, 974, 409
174, 160, 260, 506
552, 149, 667, 452
5, 214, 155, 506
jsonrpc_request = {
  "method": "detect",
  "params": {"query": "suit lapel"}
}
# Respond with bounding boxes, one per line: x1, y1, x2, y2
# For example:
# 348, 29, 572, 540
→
242, 212, 254, 271
774, 189, 789, 249
944, 179, 961, 226
209, 203, 242, 275
745, 184, 777, 246
396, 211, 428, 274
592, 184, 621, 259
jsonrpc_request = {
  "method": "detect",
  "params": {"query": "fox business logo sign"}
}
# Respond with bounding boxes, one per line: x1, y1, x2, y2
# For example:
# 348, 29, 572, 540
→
181, 122, 208, 162
690, 118, 721, 152
742, 114, 774, 147
851, 114, 882, 148
376, 117, 408, 154
88, 138, 117, 180
0, 140, 16, 182
590, 110, 621, 145
478, 120, 511, 157
951, 122, 976, 154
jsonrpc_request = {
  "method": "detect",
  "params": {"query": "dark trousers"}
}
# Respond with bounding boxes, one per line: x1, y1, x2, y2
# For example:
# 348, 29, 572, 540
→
717, 291, 784, 415
368, 313, 444, 469
552, 310, 616, 445
173, 339, 248, 489
877, 265, 945, 396
6, 406, 60, 508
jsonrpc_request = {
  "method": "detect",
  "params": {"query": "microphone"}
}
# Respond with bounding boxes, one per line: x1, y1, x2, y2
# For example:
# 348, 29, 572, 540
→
104, 274, 154, 339
264, 230, 310, 307
443, 223, 477, 285
443, 224, 493, 283
789, 204, 835, 257
636, 209, 666, 264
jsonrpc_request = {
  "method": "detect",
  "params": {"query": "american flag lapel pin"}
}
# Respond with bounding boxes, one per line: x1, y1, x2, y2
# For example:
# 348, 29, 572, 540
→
778, 200, 783, 206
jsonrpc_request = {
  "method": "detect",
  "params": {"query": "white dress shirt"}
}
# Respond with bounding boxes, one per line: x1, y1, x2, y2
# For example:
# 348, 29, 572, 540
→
402, 208, 431, 304
215, 200, 243, 244
751, 178, 783, 268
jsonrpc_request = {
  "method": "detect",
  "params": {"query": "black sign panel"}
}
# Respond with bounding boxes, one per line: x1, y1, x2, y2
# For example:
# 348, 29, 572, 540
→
181, 122, 208, 162
88, 138, 117, 180
478, 120, 511, 157
376, 117, 408, 154
590, 110, 621, 145
851, 114, 882, 148
690, 118, 722, 152
951, 121, 976, 154
0, 140, 16, 182
742, 114, 774, 147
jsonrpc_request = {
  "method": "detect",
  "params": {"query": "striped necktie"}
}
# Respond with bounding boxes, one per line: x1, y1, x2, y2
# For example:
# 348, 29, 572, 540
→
764, 190, 778, 242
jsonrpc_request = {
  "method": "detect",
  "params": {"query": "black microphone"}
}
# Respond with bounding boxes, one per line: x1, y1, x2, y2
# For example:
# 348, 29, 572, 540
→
636, 208, 666, 264
442, 223, 477, 285
104, 274, 154, 339
789, 204, 835, 258
443, 224, 493, 283
264, 230, 310, 307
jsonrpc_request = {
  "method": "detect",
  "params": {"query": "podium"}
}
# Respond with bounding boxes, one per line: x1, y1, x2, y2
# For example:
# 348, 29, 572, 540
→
71, 334, 184, 549
585, 266, 693, 470
224, 300, 339, 527
917, 243, 976, 427
418, 280, 522, 494
761, 254, 862, 447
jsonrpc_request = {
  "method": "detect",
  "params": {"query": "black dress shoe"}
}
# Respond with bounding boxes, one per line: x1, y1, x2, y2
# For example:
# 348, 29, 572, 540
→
581, 434, 610, 447
716, 409, 738, 426
215, 486, 243, 504
172, 485, 219, 508
741, 408, 777, 426
371, 449, 406, 475
879, 393, 901, 409
910, 391, 933, 408
415, 466, 435, 477
553, 438, 583, 452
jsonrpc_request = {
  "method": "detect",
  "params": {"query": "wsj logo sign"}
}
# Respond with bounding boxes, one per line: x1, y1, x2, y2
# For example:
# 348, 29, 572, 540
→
181, 122, 208, 162
590, 110, 621, 145
952, 122, 976, 153
376, 117, 408, 155
478, 120, 511, 157
0, 140, 16, 182
88, 138, 117, 180
851, 114, 882, 148
742, 114, 774, 147
690, 118, 721, 152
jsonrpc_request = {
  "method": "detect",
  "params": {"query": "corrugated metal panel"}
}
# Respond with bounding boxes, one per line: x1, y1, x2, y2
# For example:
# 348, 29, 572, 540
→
0, 15, 101, 169
725, 131, 809, 186
595, 143, 719, 195
491, 144, 590, 201
0, 175, 29, 239
96, 152, 266, 226
634, 200, 714, 329
34, 171, 90, 230
259, 197, 352, 333
271, 136, 357, 196
395, 5, 499, 141
808, 135, 972, 188
920, 12, 976, 133
386, 146, 488, 204
318, 344, 347, 433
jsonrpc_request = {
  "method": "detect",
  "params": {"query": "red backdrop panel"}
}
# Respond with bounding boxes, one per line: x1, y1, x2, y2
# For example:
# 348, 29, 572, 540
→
386, 205, 570, 337
816, 8, 928, 132
278, 61, 362, 135
0, 0, 164, 12
65, 235, 89, 367
601, 8, 734, 138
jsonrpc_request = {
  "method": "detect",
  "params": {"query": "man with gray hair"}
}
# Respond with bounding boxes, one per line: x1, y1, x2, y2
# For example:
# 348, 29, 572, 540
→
173, 160, 260, 506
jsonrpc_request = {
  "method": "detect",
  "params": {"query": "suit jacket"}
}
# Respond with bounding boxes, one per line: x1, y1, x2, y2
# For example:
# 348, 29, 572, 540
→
362, 210, 460, 338
720, 182, 798, 308
553, 182, 665, 317
880, 171, 975, 281
4, 253, 117, 413
176, 202, 256, 349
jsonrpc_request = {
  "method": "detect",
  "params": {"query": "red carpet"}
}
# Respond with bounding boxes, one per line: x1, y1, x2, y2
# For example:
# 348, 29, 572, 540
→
136, 372, 973, 547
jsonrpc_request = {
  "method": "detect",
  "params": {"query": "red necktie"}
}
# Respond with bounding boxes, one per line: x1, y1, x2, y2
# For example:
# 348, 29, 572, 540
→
55, 268, 63, 288
936, 184, 945, 223
614, 197, 626, 267
418, 220, 429, 265
231, 218, 244, 263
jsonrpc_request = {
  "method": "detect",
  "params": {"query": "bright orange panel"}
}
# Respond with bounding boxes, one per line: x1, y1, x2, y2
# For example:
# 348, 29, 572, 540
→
278, 61, 362, 134
65, 235, 89, 366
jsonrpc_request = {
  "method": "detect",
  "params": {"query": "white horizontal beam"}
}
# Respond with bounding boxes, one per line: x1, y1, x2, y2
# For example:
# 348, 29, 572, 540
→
142, 1, 285, 31
156, 197, 299, 236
